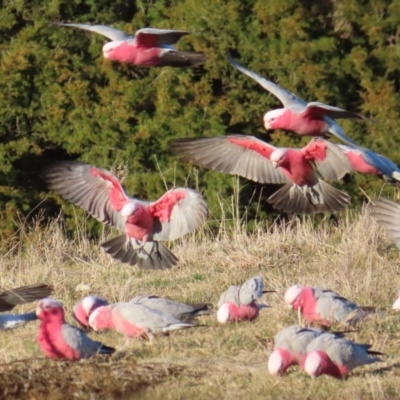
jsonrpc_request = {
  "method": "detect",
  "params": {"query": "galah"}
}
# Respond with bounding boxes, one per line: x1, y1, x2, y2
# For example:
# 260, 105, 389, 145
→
338, 145, 400, 187
129, 294, 212, 321
216, 275, 274, 323
284, 285, 371, 326
42, 161, 208, 270
88, 302, 197, 339
36, 298, 115, 360
171, 135, 351, 214
227, 52, 368, 147
73, 296, 109, 329
268, 325, 347, 375
304, 333, 382, 378
370, 198, 400, 248
54, 23, 206, 67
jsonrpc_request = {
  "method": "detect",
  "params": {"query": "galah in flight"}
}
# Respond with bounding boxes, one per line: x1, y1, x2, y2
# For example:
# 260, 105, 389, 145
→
36, 298, 115, 360
0, 283, 53, 330
227, 52, 368, 147
338, 145, 400, 187
216, 275, 274, 323
54, 23, 207, 67
42, 161, 208, 270
284, 285, 372, 326
268, 325, 347, 375
304, 333, 382, 378
88, 302, 197, 340
171, 135, 351, 214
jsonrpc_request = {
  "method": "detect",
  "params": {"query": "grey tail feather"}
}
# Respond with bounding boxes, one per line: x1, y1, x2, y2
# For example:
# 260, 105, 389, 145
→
99, 344, 116, 355
360, 306, 376, 313
367, 350, 385, 356
262, 290, 276, 294
184, 303, 213, 318
160, 51, 207, 67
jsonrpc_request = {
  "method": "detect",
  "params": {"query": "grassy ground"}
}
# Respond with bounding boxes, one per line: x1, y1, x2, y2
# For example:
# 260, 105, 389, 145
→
1, 203, 400, 399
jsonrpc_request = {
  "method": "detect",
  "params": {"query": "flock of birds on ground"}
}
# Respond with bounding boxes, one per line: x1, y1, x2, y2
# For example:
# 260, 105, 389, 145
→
4, 21, 400, 381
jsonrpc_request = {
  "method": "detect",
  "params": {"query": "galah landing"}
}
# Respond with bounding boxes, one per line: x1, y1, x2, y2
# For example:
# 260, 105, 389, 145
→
89, 302, 197, 340
171, 135, 351, 214
338, 145, 400, 187
393, 290, 400, 310
268, 325, 347, 375
227, 52, 369, 147
304, 333, 382, 378
216, 275, 274, 323
42, 161, 208, 270
36, 298, 115, 360
284, 285, 372, 326
73, 296, 109, 329
54, 23, 206, 67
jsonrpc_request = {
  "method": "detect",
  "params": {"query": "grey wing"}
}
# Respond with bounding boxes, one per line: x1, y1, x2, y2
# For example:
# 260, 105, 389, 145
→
274, 325, 303, 348
61, 324, 104, 357
53, 22, 132, 41
370, 198, 400, 247
134, 297, 194, 319
217, 286, 240, 308
305, 102, 369, 120
136, 28, 191, 45
330, 298, 365, 324
227, 52, 307, 109
324, 118, 361, 147
332, 340, 380, 369
238, 275, 264, 305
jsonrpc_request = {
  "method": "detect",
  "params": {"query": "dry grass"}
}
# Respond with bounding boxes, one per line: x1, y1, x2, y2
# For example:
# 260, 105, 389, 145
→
1, 201, 400, 399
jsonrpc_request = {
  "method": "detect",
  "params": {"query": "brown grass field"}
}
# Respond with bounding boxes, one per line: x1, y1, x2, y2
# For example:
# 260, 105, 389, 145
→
1, 188, 400, 399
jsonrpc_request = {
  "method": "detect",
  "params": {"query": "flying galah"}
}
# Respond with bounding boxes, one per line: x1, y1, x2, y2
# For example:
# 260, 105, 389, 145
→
73, 296, 109, 329
304, 333, 382, 378
36, 298, 115, 360
171, 135, 351, 214
54, 23, 207, 67
216, 275, 274, 323
42, 161, 208, 270
227, 53, 368, 146
284, 285, 371, 326
338, 145, 400, 187
88, 302, 197, 339
370, 198, 400, 248
268, 325, 347, 375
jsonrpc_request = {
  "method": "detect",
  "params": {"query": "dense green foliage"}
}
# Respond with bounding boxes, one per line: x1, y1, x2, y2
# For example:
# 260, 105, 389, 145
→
1, 0, 400, 236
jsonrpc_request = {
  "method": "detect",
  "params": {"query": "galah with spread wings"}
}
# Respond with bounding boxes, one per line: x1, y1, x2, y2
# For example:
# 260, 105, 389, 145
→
284, 285, 372, 326
171, 135, 351, 214
42, 161, 208, 270
217, 275, 274, 323
54, 23, 206, 67
338, 145, 400, 187
36, 298, 115, 360
227, 53, 368, 147
304, 333, 382, 378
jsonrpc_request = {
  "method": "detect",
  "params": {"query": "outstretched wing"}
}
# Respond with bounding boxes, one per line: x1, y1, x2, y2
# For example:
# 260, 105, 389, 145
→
362, 149, 400, 179
302, 102, 369, 121
239, 275, 264, 305
149, 188, 207, 241
227, 52, 307, 109
302, 137, 352, 181
170, 135, 288, 184
52, 22, 132, 41
42, 161, 133, 231
135, 28, 191, 47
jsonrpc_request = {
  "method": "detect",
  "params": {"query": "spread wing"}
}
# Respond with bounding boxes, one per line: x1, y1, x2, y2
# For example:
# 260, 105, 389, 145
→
170, 135, 288, 184
302, 102, 369, 121
149, 188, 207, 241
135, 28, 191, 47
52, 22, 132, 41
370, 198, 400, 247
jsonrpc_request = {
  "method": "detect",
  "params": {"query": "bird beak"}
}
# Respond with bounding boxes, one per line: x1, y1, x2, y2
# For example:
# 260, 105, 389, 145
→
264, 122, 271, 130
272, 161, 278, 169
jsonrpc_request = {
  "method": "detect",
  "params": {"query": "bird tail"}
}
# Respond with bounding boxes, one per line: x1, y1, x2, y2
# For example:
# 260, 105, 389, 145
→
98, 344, 116, 355
162, 322, 198, 333
161, 50, 207, 67
267, 180, 350, 214
0, 311, 38, 330
183, 303, 213, 319
100, 234, 179, 270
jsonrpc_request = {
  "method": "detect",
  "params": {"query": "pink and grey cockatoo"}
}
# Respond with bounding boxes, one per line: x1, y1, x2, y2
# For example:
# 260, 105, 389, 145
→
338, 145, 400, 187
54, 23, 206, 67
73, 296, 109, 329
217, 275, 274, 323
304, 333, 382, 378
0, 283, 53, 330
284, 285, 371, 326
227, 53, 368, 147
42, 161, 208, 270
36, 298, 115, 360
88, 302, 197, 339
171, 135, 351, 214
268, 325, 347, 375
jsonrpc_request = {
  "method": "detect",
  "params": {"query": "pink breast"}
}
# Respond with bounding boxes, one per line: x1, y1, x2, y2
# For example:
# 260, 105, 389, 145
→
228, 303, 259, 321
106, 42, 138, 64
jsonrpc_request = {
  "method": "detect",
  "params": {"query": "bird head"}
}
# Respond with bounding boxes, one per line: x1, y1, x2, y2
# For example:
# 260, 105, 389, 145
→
263, 109, 286, 130
121, 202, 139, 222
102, 41, 123, 59
270, 148, 288, 169
216, 303, 231, 323
88, 305, 112, 331
284, 285, 305, 309
304, 350, 326, 378
268, 349, 293, 375
36, 298, 64, 320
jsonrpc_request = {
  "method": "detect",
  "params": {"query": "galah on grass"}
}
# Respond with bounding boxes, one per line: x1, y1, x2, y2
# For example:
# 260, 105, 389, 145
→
42, 161, 208, 270
284, 285, 371, 326
304, 333, 382, 378
370, 198, 400, 248
88, 302, 197, 339
227, 52, 369, 147
216, 275, 274, 323
338, 145, 400, 187
73, 296, 109, 329
171, 135, 351, 214
268, 325, 347, 375
53, 23, 206, 67
36, 298, 115, 360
